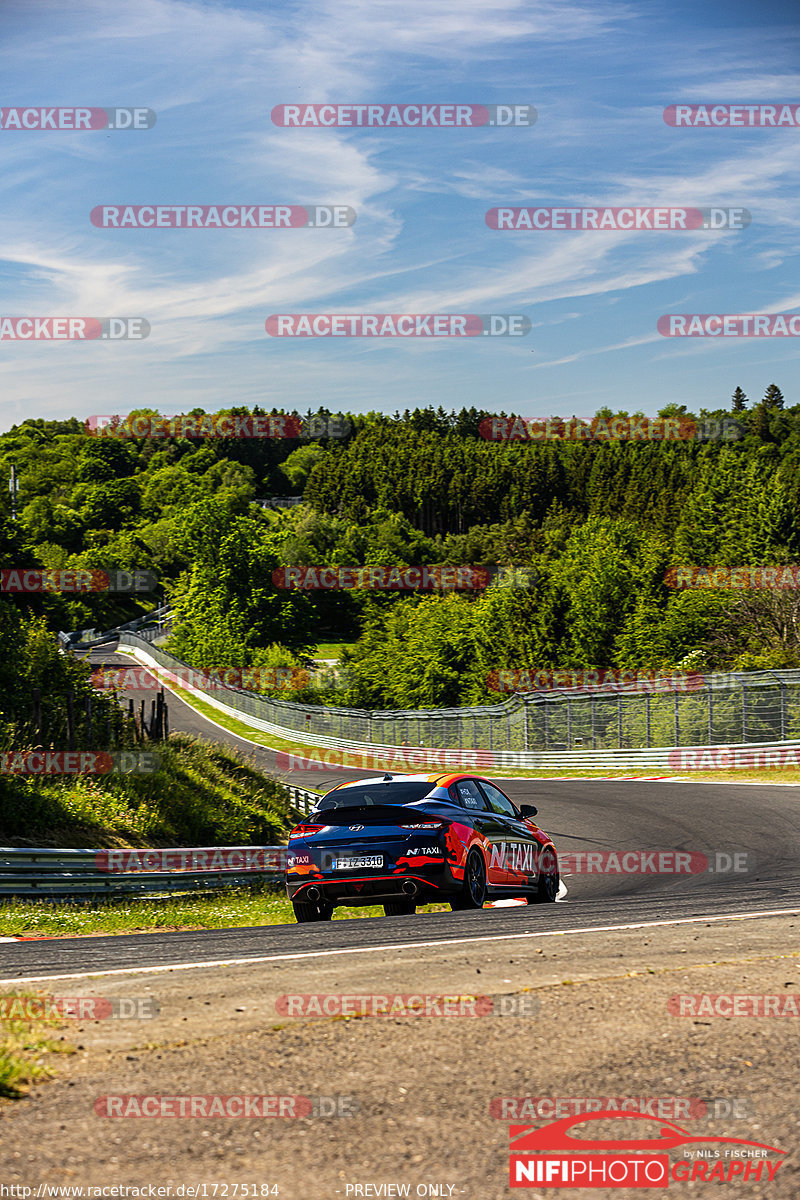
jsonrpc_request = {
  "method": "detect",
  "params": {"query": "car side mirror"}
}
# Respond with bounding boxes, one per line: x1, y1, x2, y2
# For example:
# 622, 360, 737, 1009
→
519, 804, 538, 818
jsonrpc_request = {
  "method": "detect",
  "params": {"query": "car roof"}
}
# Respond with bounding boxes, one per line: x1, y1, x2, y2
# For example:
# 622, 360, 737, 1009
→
328, 772, 476, 792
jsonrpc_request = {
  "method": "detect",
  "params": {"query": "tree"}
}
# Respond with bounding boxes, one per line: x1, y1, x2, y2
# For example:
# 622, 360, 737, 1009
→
763, 384, 784, 409
731, 387, 748, 411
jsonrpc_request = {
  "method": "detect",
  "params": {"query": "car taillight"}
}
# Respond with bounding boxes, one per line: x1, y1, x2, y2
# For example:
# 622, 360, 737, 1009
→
289, 824, 325, 838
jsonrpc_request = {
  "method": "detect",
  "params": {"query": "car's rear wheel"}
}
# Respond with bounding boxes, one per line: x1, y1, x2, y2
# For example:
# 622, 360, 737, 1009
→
531, 848, 559, 903
292, 898, 334, 922
450, 848, 487, 910
383, 900, 417, 916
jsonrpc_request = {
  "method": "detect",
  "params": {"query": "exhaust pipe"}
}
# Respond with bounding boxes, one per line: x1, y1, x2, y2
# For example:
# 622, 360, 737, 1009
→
402, 880, 418, 897
305, 886, 321, 902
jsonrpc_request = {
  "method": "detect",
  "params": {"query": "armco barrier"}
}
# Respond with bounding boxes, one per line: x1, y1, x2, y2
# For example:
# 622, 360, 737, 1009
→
0, 786, 319, 900
115, 639, 800, 773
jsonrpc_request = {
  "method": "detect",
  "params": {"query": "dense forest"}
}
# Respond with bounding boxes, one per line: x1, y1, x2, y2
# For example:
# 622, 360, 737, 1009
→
1, 386, 799, 718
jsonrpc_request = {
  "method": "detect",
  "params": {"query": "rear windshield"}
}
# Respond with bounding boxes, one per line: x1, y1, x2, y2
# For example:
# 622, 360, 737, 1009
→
316, 782, 433, 810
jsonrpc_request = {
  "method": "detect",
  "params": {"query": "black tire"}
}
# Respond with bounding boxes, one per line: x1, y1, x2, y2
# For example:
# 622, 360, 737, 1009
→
383, 900, 417, 916
532, 847, 559, 903
450, 848, 487, 910
292, 898, 334, 923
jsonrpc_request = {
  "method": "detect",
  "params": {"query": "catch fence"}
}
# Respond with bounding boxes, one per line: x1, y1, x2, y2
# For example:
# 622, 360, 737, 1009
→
117, 634, 800, 754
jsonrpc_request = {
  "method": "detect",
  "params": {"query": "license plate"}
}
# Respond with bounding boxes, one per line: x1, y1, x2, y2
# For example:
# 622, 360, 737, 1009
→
331, 855, 383, 870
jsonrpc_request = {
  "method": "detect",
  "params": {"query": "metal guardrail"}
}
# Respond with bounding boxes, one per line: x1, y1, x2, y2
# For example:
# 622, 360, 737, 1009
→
117, 633, 800, 755
60, 606, 172, 650
0, 787, 321, 900
116, 639, 800, 771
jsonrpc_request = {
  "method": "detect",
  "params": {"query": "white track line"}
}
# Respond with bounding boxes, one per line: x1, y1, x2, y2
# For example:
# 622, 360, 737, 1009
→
2, 907, 798, 986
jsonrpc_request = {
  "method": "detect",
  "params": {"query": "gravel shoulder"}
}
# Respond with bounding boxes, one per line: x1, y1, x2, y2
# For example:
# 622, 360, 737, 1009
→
1, 913, 798, 1199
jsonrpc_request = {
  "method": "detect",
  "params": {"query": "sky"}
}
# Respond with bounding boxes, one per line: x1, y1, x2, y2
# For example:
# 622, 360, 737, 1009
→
0, 0, 799, 429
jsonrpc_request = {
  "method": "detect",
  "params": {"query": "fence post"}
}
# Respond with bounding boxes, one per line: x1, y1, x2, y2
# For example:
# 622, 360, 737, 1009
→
708, 688, 713, 745
781, 683, 787, 740
742, 685, 747, 743
617, 695, 623, 749
591, 695, 596, 749
566, 698, 572, 750
644, 693, 650, 748
673, 691, 679, 747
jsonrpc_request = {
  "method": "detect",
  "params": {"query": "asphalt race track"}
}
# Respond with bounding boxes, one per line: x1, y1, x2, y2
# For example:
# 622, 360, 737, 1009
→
3, 641, 799, 982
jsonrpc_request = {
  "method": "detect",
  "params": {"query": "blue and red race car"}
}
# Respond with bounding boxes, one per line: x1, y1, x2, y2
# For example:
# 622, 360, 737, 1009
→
285, 772, 559, 922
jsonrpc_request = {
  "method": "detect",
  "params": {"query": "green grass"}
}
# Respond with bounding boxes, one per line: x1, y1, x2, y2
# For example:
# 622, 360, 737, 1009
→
0, 733, 295, 848
0, 993, 71, 1099
114, 651, 800, 787
313, 640, 357, 660
0, 888, 449, 938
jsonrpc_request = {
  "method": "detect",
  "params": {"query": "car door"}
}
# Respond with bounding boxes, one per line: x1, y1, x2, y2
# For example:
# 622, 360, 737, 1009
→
449, 777, 508, 885
477, 780, 539, 889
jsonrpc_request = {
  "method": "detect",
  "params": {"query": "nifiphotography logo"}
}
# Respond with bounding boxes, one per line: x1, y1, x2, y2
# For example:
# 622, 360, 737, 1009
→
508, 1112, 786, 1188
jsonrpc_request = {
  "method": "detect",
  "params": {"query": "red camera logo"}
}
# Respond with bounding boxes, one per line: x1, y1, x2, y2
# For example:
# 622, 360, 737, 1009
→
509, 1112, 785, 1187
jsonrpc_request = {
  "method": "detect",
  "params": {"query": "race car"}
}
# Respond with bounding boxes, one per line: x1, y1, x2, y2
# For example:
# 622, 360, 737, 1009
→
285, 772, 559, 922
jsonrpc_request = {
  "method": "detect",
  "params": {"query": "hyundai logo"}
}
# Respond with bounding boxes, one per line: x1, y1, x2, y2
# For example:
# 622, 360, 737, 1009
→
349, 824, 364, 831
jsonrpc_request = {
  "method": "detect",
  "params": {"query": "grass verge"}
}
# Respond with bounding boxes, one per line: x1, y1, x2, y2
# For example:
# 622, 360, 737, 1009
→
0, 993, 72, 1099
0, 733, 294, 848
0, 887, 449, 938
